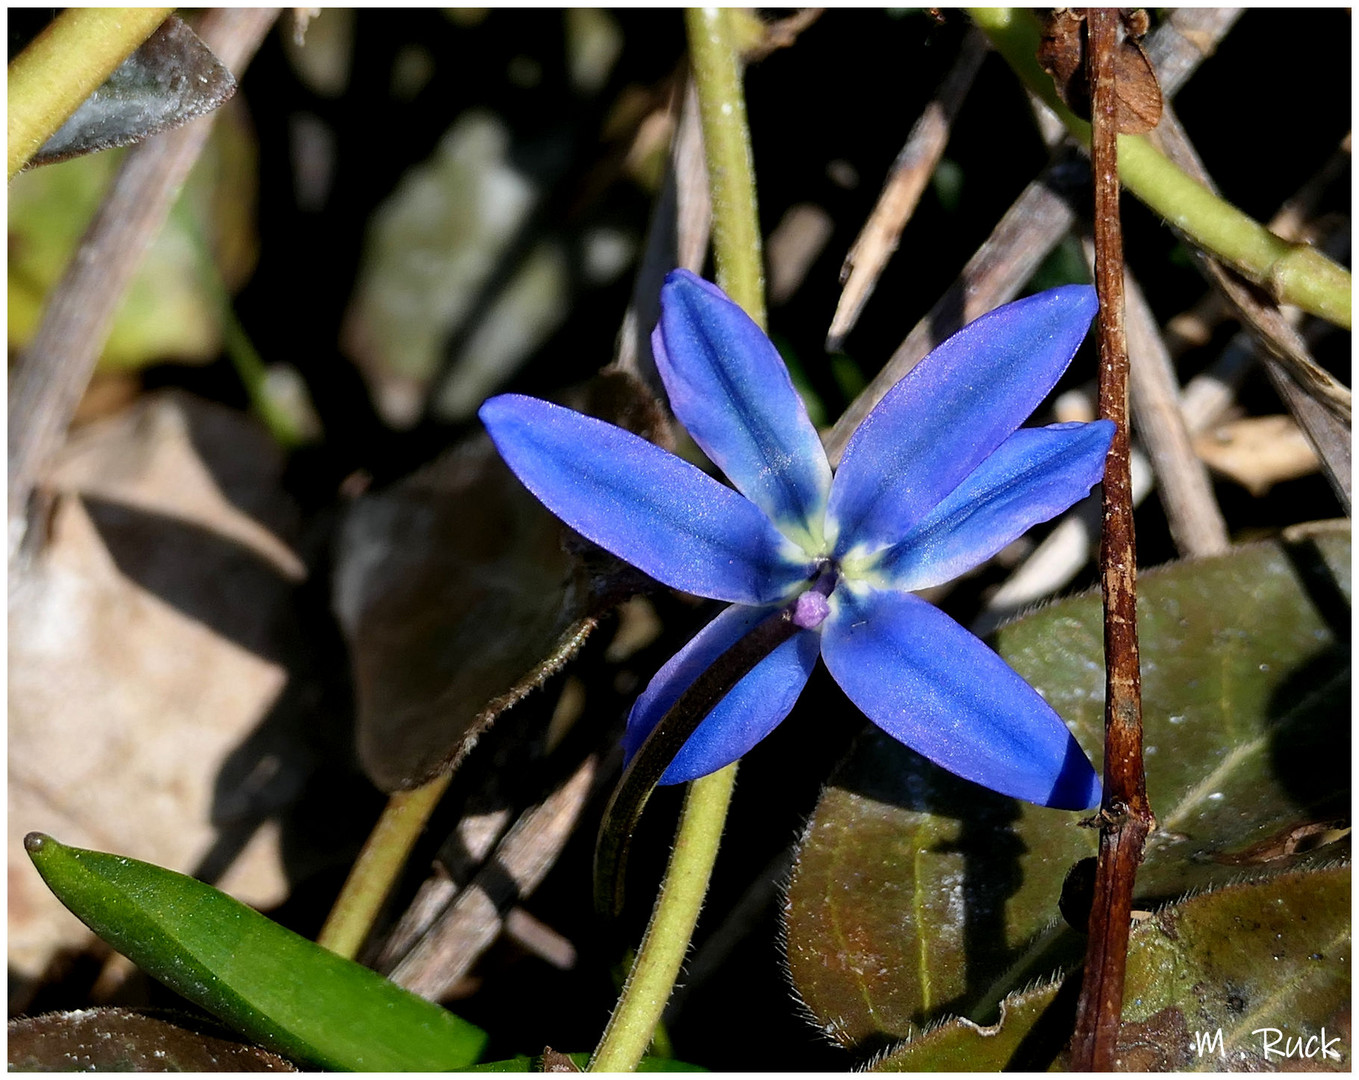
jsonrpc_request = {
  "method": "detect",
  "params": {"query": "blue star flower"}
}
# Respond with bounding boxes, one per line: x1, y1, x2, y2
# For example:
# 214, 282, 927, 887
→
479, 270, 1113, 810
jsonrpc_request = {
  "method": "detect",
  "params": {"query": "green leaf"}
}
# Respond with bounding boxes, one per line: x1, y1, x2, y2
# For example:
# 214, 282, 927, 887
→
868, 981, 1064, 1072
785, 523, 1350, 1049
24, 833, 487, 1071
872, 865, 1351, 1071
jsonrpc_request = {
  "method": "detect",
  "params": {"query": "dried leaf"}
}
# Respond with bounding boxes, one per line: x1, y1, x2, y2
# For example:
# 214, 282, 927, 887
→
30, 17, 236, 169
9, 393, 301, 982
1194, 414, 1320, 495
1037, 9, 1163, 135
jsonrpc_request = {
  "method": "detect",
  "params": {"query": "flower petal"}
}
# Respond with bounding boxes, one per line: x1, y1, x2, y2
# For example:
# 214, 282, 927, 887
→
653, 270, 832, 544
623, 603, 819, 785
877, 420, 1115, 590
826, 285, 1099, 558
820, 584, 1100, 809
480, 394, 812, 605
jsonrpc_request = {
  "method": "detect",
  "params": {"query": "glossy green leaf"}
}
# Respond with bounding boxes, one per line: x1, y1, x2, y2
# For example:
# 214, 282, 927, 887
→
873, 865, 1351, 1071
786, 523, 1350, 1048
9, 1008, 297, 1072
24, 833, 487, 1071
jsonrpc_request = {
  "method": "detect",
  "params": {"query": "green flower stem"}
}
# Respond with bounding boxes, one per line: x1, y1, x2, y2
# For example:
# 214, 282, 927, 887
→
316, 775, 451, 960
685, 7, 766, 328
588, 765, 737, 1072
8, 8, 174, 179
589, 9, 766, 1072
968, 8, 1351, 330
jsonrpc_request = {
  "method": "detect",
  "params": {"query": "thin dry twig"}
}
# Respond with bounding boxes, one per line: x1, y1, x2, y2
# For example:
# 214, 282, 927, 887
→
983, 137, 1349, 622
826, 28, 988, 350
826, 9, 1242, 466
1068, 12, 1152, 1070
612, 78, 710, 393
1150, 101, 1351, 509
7, 8, 279, 565
388, 754, 603, 1001
825, 154, 1084, 464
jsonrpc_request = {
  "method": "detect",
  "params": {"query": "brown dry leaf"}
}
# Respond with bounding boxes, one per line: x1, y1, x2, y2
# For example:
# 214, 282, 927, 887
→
1193, 414, 1321, 495
1038, 8, 1163, 135
9, 392, 303, 982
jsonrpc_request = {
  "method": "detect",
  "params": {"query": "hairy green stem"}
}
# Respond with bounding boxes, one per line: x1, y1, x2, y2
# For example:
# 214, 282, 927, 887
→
8, 8, 174, 179
685, 7, 766, 326
316, 776, 451, 960
968, 8, 1351, 330
588, 9, 766, 1072
588, 766, 737, 1071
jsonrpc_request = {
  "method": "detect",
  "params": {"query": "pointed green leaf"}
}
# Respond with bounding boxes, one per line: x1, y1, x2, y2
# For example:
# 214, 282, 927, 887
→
24, 833, 487, 1071
786, 523, 1350, 1048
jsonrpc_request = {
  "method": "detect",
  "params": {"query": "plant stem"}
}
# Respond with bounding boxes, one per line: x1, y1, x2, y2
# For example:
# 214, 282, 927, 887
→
968, 7, 1351, 330
8, 8, 174, 179
685, 7, 765, 326
317, 776, 451, 960
1068, 11, 1152, 1070
588, 765, 737, 1071
588, 9, 767, 1072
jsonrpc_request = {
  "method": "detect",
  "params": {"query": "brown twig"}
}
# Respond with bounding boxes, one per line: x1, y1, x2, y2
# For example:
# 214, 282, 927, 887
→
1068, 11, 1152, 1071
826, 8, 1243, 467
1113, 253, 1231, 557
1149, 103, 1351, 509
826, 28, 988, 351
612, 78, 711, 394
388, 754, 603, 1000
7, 8, 278, 565
825, 156, 1082, 464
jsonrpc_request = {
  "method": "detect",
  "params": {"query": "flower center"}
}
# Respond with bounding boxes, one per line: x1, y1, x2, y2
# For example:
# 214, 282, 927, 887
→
790, 562, 838, 630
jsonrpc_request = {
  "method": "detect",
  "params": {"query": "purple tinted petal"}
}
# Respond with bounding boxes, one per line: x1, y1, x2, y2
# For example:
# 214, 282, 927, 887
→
827, 286, 1099, 558
879, 420, 1115, 590
623, 603, 819, 785
480, 394, 812, 605
821, 585, 1100, 809
653, 270, 832, 539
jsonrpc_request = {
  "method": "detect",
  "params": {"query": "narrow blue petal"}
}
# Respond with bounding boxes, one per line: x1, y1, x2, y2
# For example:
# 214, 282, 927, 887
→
826, 286, 1099, 559
653, 270, 832, 543
878, 420, 1115, 590
623, 603, 819, 785
820, 585, 1100, 809
480, 394, 812, 605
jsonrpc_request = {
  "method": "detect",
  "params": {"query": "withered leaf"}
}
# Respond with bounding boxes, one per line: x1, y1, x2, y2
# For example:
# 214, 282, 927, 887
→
29, 16, 236, 169
335, 371, 668, 792
1037, 9, 1163, 135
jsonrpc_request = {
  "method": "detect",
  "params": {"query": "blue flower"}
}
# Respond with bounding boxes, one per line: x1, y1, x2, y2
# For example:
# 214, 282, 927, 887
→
479, 270, 1113, 810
